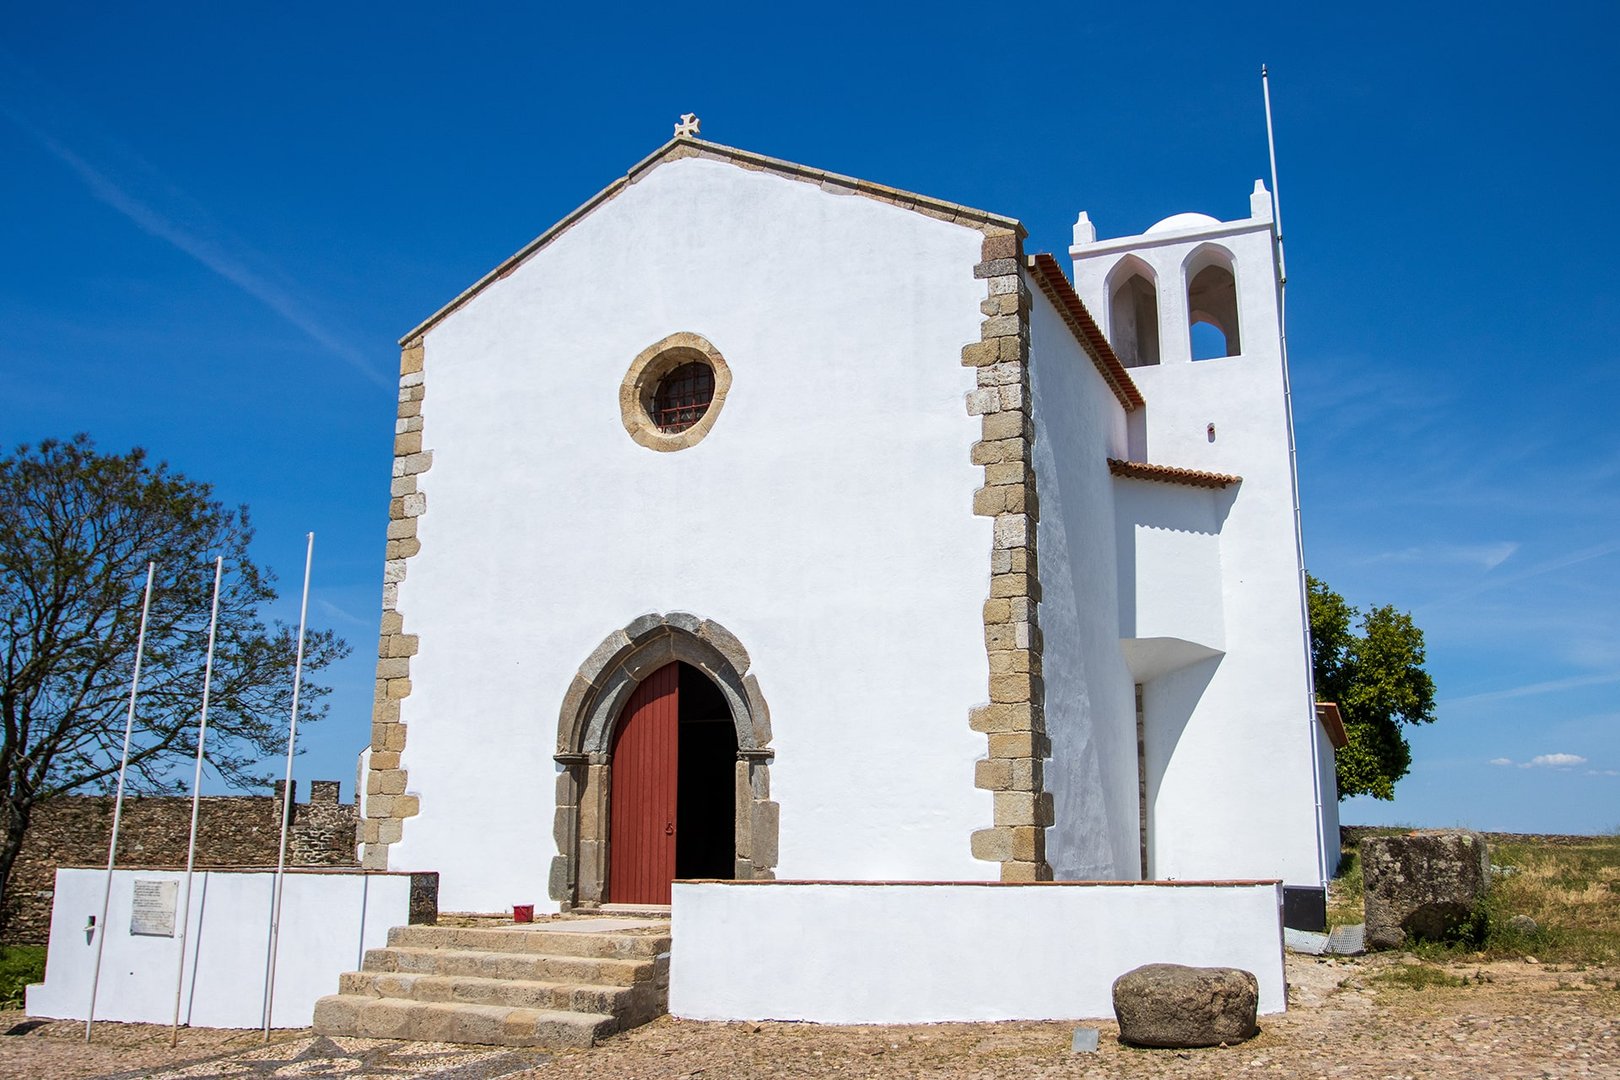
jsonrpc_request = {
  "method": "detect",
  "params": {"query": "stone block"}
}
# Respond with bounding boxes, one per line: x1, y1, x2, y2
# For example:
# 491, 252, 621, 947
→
385, 518, 417, 540
979, 314, 1022, 340
987, 731, 1049, 760
973, 486, 1005, 517
961, 340, 999, 367
751, 801, 779, 867
377, 770, 407, 795
981, 231, 1020, 261
743, 674, 772, 744
375, 657, 409, 680
386, 678, 412, 700
394, 431, 423, 456
975, 759, 1012, 790
699, 619, 751, 673
993, 790, 1051, 827
973, 258, 1020, 279
981, 410, 1028, 442
1362, 831, 1490, 949
965, 387, 1001, 416
372, 699, 401, 725
400, 345, 424, 375
394, 794, 419, 818
999, 860, 1044, 882
971, 827, 1012, 862
390, 476, 416, 497
985, 461, 1031, 487
376, 818, 404, 845
370, 751, 400, 770
1112, 964, 1259, 1048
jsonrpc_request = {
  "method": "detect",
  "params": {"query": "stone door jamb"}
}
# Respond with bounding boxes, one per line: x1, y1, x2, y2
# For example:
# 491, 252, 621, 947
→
550, 612, 778, 907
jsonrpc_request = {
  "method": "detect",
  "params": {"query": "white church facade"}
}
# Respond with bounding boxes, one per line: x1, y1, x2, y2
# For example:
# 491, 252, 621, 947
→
356, 133, 1342, 936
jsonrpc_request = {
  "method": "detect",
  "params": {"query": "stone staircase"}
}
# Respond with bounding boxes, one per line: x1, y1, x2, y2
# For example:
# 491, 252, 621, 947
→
312, 918, 671, 1048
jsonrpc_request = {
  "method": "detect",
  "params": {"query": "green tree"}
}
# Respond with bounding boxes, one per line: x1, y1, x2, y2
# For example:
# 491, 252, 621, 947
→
1308, 574, 1436, 800
0, 435, 348, 927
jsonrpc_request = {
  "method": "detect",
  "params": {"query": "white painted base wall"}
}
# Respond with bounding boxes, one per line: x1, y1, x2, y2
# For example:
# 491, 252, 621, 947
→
27, 868, 414, 1029
669, 880, 1285, 1023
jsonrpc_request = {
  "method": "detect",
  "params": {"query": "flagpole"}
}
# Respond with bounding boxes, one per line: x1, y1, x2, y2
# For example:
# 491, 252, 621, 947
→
170, 556, 223, 1048
262, 533, 314, 1039
86, 562, 156, 1043
1263, 64, 1329, 891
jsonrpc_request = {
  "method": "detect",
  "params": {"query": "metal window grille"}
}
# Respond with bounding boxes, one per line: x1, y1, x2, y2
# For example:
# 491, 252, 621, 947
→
652, 362, 714, 433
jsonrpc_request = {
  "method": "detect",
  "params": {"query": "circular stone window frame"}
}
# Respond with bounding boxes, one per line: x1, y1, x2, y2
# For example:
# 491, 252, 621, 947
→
619, 331, 733, 452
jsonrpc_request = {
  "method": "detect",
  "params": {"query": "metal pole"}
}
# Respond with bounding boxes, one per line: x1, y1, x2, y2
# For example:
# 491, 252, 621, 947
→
86, 562, 156, 1043
1263, 65, 1331, 890
170, 556, 223, 1048
262, 533, 314, 1039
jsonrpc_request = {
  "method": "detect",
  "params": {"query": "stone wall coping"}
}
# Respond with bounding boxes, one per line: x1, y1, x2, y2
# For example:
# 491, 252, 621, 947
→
675, 878, 1283, 888
400, 135, 1027, 345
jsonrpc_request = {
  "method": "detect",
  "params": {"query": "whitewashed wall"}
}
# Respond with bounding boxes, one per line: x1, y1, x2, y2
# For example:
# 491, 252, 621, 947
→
670, 880, 1286, 1022
1026, 285, 1139, 879
27, 868, 411, 1028
1072, 199, 1329, 888
393, 158, 995, 911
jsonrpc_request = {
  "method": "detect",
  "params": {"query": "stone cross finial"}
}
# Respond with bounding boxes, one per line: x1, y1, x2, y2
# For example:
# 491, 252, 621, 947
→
674, 113, 701, 138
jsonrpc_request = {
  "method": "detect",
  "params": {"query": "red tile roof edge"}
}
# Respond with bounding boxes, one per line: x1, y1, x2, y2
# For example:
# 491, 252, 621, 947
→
1316, 702, 1349, 750
1024, 253, 1145, 412
1107, 458, 1242, 489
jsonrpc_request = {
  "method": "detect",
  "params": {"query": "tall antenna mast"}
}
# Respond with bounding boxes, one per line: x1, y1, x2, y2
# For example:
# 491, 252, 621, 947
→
1262, 64, 1329, 892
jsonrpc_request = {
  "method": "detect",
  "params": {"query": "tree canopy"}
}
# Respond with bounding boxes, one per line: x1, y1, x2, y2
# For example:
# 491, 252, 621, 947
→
0, 435, 347, 918
1308, 574, 1436, 801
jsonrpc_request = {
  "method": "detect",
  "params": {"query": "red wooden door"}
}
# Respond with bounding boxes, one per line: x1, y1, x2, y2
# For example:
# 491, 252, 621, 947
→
608, 663, 679, 904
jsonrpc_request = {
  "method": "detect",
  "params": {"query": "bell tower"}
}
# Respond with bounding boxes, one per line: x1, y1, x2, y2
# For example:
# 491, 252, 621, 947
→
1071, 183, 1339, 921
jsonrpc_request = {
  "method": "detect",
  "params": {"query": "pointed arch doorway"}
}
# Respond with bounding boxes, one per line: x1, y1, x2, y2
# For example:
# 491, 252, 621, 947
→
607, 661, 739, 904
551, 613, 779, 910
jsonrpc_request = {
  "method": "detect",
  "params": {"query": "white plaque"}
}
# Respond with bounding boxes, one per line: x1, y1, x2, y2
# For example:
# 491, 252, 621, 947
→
130, 879, 178, 937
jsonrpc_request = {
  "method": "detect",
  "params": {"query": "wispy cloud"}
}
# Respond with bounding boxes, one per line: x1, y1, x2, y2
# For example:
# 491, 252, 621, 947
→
1488, 757, 1513, 766
1364, 541, 1520, 571
0, 64, 389, 388
1443, 670, 1620, 707
316, 598, 373, 629
1420, 539, 1620, 613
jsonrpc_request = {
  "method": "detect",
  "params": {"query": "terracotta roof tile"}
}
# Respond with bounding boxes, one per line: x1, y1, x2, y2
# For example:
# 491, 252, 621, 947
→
1024, 253, 1145, 412
1107, 458, 1242, 489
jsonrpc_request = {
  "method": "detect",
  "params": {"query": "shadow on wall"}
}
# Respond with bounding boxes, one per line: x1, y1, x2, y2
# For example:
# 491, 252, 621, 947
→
1113, 483, 1236, 640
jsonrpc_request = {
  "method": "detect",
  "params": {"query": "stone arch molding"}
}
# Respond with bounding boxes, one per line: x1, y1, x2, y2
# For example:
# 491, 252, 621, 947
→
550, 612, 778, 907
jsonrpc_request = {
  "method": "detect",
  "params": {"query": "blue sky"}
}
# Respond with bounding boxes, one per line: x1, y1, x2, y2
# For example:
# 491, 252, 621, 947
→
3, 4, 1616, 833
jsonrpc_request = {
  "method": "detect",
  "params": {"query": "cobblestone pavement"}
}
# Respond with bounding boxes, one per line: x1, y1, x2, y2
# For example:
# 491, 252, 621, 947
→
1, 955, 1615, 1079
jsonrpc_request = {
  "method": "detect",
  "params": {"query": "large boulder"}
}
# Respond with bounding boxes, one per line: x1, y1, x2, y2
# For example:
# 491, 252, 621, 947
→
1111, 964, 1259, 1048
1361, 831, 1489, 950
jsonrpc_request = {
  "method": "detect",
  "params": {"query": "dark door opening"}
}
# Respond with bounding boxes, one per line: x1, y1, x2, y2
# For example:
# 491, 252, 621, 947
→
675, 662, 737, 880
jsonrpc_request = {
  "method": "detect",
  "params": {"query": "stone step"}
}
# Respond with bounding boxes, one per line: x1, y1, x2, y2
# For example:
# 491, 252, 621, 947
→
339, 970, 640, 1015
386, 924, 670, 960
312, 994, 614, 1049
363, 945, 652, 986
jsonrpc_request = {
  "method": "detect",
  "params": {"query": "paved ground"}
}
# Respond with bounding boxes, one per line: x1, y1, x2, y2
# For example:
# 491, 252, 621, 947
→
2, 954, 1615, 1079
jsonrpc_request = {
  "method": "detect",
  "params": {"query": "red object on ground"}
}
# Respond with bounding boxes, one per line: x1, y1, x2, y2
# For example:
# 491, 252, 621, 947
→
513, 904, 534, 923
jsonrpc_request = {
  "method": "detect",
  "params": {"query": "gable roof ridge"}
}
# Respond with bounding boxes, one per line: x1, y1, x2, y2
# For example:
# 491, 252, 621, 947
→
1023, 253, 1145, 412
401, 136, 1025, 344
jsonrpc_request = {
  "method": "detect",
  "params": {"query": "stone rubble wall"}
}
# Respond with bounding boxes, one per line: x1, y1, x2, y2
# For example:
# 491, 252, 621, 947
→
2, 779, 358, 945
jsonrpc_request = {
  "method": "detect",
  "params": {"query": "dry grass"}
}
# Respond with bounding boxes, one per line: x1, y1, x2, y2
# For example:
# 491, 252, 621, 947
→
1331, 828, 1620, 965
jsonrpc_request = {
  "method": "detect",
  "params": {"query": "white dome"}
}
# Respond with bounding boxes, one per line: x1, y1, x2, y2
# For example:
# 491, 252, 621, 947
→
1145, 212, 1222, 235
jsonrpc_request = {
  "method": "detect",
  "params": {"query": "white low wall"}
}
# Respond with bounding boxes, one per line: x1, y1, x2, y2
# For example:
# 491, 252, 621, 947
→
670, 880, 1285, 1023
27, 867, 416, 1029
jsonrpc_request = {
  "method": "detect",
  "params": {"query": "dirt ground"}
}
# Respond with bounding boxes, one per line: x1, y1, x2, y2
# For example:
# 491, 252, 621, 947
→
1, 953, 1615, 1079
